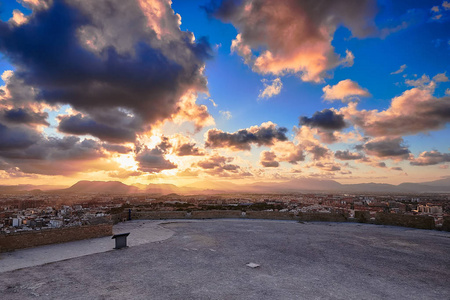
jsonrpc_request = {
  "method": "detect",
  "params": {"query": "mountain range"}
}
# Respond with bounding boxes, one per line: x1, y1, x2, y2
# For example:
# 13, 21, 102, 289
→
1, 177, 449, 194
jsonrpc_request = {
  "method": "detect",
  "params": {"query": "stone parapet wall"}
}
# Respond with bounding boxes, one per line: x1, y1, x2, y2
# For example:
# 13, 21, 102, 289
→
191, 210, 243, 219
131, 211, 188, 220
441, 216, 450, 232
0, 224, 113, 252
375, 213, 435, 230
245, 211, 297, 220
298, 212, 348, 222
111, 210, 441, 231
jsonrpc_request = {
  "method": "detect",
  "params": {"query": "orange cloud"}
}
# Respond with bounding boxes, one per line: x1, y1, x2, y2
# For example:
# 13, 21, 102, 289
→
323, 79, 371, 102
341, 84, 450, 137
207, 0, 377, 82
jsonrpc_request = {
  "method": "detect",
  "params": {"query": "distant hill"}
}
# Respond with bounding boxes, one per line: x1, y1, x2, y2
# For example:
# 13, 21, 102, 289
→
144, 183, 197, 194
0, 184, 66, 193
61, 181, 139, 194
1, 177, 449, 194
185, 177, 450, 194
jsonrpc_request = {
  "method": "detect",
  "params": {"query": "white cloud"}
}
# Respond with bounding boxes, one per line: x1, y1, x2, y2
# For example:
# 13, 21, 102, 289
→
258, 78, 283, 99
209, 99, 218, 107
219, 110, 232, 120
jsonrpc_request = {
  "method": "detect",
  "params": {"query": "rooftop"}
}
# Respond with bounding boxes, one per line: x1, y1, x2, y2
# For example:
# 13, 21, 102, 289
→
1, 219, 449, 299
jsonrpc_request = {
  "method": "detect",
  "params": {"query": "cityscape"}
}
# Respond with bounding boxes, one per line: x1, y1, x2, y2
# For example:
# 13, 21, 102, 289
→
1, 180, 449, 235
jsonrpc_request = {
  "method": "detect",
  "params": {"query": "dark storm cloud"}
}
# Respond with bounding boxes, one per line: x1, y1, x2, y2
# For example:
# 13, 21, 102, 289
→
176, 143, 205, 156
102, 143, 132, 154
196, 154, 243, 176
0, 135, 104, 161
1, 108, 49, 126
135, 148, 177, 174
313, 162, 341, 172
334, 150, 364, 160
58, 114, 137, 143
205, 122, 288, 151
260, 151, 279, 168
0, 128, 110, 175
300, 109, 347, 130
197, 155, 231, 169
0, 122, 40, 151
308, 145, 329, 160
0, 0, 212, 141
363, 137, 410, 159
410, 151, 450, 166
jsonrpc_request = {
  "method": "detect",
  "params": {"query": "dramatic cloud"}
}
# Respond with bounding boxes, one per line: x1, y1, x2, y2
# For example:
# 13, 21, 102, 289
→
58, 113, 137, 143
205, 122, 288, 151
175, 143, 205, 156
259, 78, 282, 99
410, 151, 450, 166
0, 0, 212, 142
0, 71, 39, 107
195, 154, 245, 177
197, 154, 231, 169
362, 137, 410, 160
205, 0, 377, 82
260, 151, 279, 168
295, 126, 331, 160
307, 145, 330, 160
341, 83, 450, 137
311, 162, 341, 172
335, 150, 364, 160
270, 141, 305, 164
102, 143, 133, 154
300, 109, 347, 130
173, 92, 215, 132
135, 147, 177, 174
1, 108, 48, 126
0, 126, 112, 175
322, 79, 371, 102
0, 123, 40, 151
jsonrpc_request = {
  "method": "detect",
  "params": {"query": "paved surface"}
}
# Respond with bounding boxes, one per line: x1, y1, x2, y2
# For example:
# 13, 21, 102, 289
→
0, 219, 449, 299
0, 220, 174, 272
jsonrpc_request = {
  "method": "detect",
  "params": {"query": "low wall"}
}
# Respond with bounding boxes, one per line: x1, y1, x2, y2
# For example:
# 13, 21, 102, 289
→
0, 223, 113, 252
191, 210, 243, 219
245, 211, 297, 220
375, 213, 435, 230
115, 210, 440, 231
131, 211, 188, 220
354, 211, 371, 223
111, 212, 128, 224
442, 216, 450, 232
298, 212, 348, 222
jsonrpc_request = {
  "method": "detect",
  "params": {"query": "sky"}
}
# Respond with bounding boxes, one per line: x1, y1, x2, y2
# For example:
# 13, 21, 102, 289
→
0, 0, 449, 187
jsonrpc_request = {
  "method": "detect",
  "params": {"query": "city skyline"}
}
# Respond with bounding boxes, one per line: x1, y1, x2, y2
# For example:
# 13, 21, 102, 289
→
0, 0, 449, 187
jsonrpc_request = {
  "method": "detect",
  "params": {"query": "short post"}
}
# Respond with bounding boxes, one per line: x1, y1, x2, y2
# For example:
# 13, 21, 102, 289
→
112, 232, 130, 249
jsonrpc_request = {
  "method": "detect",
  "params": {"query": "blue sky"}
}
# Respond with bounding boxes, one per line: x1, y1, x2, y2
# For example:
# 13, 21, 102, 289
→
0, 0, 448, 186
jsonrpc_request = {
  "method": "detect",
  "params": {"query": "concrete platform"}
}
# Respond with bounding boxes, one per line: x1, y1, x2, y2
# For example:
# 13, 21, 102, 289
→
0, 219, 449, 299
0, 220, 174, 272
